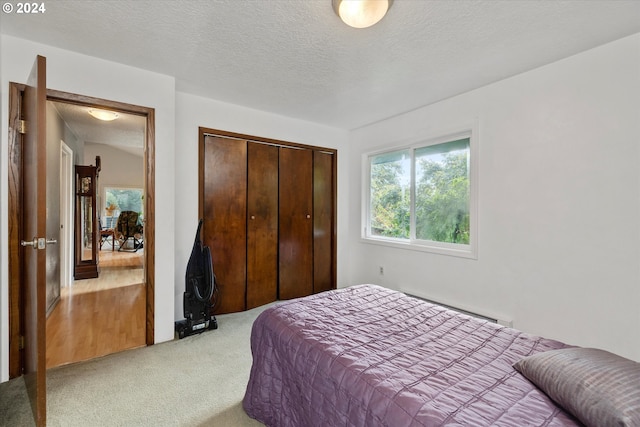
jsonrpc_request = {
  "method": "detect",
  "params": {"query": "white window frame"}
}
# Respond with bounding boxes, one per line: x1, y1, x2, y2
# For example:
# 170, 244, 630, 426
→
362, 126, 478, 259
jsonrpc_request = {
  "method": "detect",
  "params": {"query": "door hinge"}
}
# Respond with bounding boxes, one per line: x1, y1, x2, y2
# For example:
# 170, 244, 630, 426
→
18, 120, 27, 134
19, 335, 25, 350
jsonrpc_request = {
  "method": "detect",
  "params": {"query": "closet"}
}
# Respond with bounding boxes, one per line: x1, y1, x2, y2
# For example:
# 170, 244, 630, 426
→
200, 129, 336, 314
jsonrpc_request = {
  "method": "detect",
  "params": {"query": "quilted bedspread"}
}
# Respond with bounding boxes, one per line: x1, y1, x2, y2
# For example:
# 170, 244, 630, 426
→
243, 285, 581, 427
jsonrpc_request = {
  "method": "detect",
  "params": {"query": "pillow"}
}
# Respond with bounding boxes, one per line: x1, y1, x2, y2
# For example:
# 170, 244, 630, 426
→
513, 347, 640, 427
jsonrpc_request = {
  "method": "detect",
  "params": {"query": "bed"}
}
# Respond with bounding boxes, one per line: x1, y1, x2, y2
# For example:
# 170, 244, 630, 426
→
242, 285, 640, 427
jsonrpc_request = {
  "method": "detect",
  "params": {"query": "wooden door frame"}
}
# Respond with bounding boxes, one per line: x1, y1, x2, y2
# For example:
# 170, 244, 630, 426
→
8, 85, 156, 378
8, 82, 24, 379
59, 141, 74, 290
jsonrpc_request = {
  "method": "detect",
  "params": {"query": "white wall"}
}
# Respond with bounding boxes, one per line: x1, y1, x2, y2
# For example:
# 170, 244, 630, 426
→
0, 35, 177, 381
348, 34, 640, 361
84, 142, 144, 214
174, 92, 350, 320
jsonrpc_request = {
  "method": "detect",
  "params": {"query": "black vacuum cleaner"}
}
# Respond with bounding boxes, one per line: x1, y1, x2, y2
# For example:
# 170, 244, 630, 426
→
175, 219, 218, 339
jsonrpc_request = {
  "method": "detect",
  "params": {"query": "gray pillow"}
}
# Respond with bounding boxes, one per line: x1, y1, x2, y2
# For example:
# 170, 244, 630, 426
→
513, 347, 640, 427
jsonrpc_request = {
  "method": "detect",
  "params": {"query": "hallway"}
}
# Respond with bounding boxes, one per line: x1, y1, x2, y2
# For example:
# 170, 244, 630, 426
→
46, 250, 146, 369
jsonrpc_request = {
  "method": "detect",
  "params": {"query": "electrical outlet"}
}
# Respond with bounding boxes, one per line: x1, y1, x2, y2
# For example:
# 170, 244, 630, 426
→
379, 266, 384, 275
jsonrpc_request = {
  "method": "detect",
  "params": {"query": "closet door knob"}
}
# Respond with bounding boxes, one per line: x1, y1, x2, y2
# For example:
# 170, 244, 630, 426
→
250, 215, 255, 220
306, 214, 311, 219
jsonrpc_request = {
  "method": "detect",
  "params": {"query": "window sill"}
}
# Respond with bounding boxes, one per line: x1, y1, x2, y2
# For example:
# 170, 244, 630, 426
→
360, 236, 477, 259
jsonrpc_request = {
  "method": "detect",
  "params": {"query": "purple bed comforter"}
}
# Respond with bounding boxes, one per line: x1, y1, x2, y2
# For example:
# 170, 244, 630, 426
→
243, 285, 581, 427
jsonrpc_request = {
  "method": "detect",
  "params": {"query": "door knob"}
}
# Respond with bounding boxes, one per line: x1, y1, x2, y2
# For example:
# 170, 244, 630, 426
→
21, 237, 57, 249
21, 238, 38, 249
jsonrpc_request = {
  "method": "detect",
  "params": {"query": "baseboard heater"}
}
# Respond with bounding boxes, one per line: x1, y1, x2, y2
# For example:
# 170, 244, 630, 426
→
404, 292, 513, 328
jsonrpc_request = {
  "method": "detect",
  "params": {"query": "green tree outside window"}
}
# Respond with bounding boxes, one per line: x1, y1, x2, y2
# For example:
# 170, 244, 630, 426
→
105, 187, 144, 217
369, 138, 470, 246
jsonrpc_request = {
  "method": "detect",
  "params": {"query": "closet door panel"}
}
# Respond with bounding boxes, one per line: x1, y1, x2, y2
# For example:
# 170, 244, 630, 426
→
203, 136, 247, 314
279, 147, 313, 300
246, 142, 279, 309
313, 151, 335, 294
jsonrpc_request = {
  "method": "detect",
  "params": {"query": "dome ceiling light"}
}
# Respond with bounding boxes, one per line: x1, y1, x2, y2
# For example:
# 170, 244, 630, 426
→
88, 108, 119, 121
332, 0, 392, 29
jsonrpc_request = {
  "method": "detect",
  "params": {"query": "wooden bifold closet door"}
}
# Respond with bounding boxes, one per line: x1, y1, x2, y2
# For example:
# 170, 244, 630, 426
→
200, 129, 336, 314
313, 150, 334, 294
246, 142, 278, 309
278, 147, 313, 300
202, 136, 247, 314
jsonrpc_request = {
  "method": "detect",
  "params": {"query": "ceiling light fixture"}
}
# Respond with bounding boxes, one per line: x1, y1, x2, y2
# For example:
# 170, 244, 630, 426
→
88, 108, 119, 121
332, 0, 392, 29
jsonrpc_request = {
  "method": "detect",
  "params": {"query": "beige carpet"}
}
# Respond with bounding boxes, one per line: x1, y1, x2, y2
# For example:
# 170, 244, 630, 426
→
0, 305, 271, 426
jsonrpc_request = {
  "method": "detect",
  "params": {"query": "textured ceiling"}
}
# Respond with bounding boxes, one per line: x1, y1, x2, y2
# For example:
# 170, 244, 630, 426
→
2, 0, 640, 130
50, 101, 145, 152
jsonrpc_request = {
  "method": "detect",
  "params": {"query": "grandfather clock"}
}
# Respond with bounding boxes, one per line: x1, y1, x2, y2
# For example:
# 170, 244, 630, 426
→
74, 157, 101, 279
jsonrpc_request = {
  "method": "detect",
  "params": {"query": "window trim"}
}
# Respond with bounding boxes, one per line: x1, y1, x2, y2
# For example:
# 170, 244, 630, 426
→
361, 125, 478, 259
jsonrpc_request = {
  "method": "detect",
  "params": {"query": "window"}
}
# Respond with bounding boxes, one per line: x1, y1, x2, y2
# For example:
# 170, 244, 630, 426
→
364, 131, 477, 258
369, 149, 411, 239
104, 186, 144, 218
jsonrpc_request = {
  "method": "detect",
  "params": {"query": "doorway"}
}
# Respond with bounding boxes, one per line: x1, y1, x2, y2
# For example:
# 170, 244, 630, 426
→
7, 85, 156, 377
49, 100, 147, 367
59, 141, 73, 290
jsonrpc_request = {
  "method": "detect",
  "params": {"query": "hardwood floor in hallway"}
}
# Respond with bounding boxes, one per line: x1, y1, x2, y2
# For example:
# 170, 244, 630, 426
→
46, 250, 146, 369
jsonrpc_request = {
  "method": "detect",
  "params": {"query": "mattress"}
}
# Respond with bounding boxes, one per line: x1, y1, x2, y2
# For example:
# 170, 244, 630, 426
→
243, 284, 581, 426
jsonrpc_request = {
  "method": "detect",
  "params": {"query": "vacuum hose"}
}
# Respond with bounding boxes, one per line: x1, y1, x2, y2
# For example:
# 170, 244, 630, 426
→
191, 275, 213, 303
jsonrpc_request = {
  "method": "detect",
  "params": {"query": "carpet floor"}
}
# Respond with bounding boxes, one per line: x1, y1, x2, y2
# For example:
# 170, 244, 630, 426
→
0, 304, 271, 426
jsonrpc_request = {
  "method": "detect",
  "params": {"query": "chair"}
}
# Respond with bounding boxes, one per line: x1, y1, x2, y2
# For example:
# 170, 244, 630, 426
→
99, 218, 116, 251
114, 211, 144, 252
